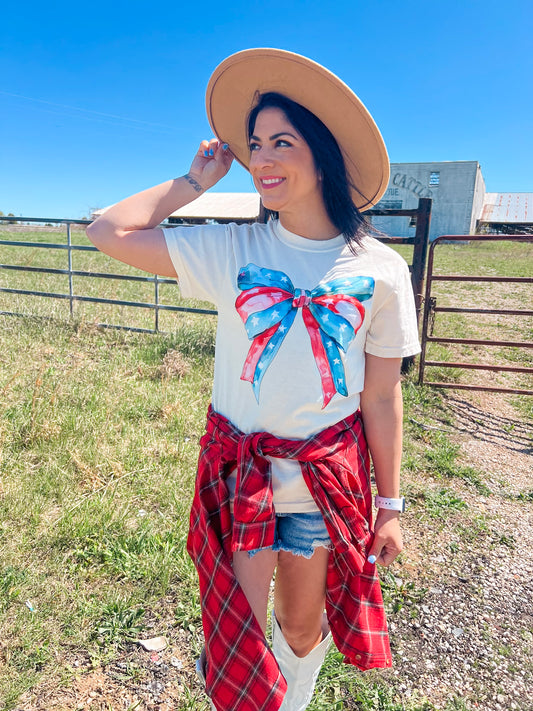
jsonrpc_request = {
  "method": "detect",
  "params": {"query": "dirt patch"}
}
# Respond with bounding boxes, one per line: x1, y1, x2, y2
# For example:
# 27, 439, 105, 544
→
443, 391, 531, 493
16, 630, 206, 711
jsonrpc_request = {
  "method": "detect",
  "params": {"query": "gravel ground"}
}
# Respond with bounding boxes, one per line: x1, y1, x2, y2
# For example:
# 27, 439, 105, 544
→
383, 391, 533, 711
385, 496, 532, 710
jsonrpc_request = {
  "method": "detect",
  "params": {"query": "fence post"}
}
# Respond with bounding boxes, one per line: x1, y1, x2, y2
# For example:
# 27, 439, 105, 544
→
67, 223, 74, 319
418, 237, 438, 386
400, 198, 431, 373
411, 198, 432, 322
154, 274, 160, 333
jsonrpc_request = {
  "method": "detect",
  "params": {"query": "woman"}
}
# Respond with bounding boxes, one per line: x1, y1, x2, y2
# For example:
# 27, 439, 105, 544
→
87, 49, 420, 711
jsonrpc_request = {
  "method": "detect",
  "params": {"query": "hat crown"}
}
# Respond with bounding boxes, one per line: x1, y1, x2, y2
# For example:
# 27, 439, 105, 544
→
206, 48, 389, 211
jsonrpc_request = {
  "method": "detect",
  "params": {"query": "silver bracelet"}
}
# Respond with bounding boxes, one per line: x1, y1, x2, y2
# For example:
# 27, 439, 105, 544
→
374, 495, 405, 512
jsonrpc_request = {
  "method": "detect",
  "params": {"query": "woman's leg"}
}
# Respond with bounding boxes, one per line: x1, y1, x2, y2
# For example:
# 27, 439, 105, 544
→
271, 547, 331, 709
274, 547, 330, 655
232, 547, 278, 634
233, 544, 330, 710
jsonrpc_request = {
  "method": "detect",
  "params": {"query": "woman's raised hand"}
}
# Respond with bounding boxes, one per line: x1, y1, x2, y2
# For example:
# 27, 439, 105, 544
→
188, 138, 234, 192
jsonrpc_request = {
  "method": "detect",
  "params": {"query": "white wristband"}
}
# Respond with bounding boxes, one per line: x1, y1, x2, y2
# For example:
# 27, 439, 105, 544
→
375, 495, 405, 513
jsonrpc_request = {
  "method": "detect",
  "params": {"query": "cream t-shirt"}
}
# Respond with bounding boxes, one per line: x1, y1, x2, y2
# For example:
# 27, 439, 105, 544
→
163, 219, 420, 512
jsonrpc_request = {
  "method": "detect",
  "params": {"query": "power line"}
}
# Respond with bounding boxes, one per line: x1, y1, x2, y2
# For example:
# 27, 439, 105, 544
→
0, 90, 177, 133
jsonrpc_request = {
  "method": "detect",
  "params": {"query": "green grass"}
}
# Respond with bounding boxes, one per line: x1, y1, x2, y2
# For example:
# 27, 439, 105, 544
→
379, 571, 427, 615
0, 315, 214, 708
411, 488, 468, 520
312, 650, 425, 710
423, 432, 490, 493
401, 380, 490, 494
431, 239, 532, 278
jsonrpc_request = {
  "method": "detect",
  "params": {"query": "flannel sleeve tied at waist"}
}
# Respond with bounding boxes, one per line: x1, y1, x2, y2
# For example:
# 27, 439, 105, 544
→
187, 406, 392, 711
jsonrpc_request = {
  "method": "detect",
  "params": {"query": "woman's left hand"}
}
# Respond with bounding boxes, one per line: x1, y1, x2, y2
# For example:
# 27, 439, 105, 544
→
188, 138, 234, 191
367, 508, 403, 567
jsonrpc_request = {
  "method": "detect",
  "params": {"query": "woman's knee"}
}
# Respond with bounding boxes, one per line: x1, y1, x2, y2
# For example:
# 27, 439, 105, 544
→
274, 612, 324, 657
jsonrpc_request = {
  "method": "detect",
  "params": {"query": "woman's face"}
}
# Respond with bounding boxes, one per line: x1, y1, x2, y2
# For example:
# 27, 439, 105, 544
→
248, 107, 323, 215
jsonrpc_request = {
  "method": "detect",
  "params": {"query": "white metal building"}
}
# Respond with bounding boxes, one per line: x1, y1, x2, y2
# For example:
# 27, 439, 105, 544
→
371, 161, 486, 240
372, 161, 532, 239
477, 192, 532, 234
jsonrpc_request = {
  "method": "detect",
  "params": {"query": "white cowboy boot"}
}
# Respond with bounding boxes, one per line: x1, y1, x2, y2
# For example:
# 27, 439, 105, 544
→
272, 612, 332, 710
195, 649, 217, 710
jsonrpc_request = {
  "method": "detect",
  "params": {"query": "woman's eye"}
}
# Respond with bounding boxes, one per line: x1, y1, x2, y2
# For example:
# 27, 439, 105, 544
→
276, 139, 291, 147
249, 142, 260, 152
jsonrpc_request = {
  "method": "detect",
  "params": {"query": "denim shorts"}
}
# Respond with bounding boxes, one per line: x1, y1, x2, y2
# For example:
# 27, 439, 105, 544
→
248, 511, 332, 559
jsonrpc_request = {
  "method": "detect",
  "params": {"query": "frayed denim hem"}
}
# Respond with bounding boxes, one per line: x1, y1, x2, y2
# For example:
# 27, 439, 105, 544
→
248, 539, 332, 559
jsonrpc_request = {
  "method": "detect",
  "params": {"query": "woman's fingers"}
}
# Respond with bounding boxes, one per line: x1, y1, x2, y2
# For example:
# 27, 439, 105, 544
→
196, 138, 231, 162
201, 138, 217, 157
367, 544, 400, 567
377, 541, 402, 567
197, 139, 211, 156
367, 511, 403, 567
188, 138, 233, 190
203, 140, 233, 172
199, 138, 228, 157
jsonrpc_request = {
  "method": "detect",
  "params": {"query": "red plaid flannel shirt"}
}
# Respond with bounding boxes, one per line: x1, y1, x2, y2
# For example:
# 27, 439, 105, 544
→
187, 406, 392, 711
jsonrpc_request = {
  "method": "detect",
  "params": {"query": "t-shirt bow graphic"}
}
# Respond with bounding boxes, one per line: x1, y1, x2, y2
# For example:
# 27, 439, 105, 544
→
235, 263, 374, 407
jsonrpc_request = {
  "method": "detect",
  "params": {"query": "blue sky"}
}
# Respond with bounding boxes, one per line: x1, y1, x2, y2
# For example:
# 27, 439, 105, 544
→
1, 0, 532, 219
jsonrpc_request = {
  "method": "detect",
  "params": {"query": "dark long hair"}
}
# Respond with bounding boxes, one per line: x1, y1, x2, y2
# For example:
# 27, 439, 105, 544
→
247, 92, 372, 252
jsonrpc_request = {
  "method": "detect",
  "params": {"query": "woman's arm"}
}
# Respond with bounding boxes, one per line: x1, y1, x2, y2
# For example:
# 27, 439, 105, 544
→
360, 353, 404, 567
86, 139, 233, 276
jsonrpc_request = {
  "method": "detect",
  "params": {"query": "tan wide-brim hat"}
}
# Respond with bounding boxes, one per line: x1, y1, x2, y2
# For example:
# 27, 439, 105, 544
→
206, 48, 389, 211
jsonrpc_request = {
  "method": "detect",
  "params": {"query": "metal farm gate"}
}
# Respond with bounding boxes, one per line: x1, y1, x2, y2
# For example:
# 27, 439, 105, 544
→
0, 217, 215, 334
418, 234, 533, 396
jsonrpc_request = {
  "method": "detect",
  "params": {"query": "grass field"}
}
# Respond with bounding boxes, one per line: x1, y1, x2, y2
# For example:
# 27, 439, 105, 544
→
0, 229, 531, 710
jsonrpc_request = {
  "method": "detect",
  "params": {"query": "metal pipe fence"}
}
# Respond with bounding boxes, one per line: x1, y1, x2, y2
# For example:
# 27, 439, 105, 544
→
0, 216, 216, 334
6, 218, 528, 397
418, 234, 533, 396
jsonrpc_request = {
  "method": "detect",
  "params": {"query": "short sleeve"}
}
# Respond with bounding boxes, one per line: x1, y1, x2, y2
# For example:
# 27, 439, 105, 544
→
162, 223, 231, 305
364, 260, 421, 358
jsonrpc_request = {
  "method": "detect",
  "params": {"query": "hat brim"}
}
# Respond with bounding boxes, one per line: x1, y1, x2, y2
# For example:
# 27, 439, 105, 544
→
206, 48, 389, 212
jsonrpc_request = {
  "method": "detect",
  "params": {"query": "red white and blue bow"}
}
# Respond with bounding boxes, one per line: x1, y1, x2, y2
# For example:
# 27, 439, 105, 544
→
235, 263, 374, 407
